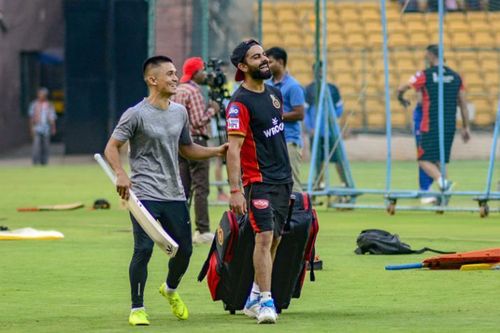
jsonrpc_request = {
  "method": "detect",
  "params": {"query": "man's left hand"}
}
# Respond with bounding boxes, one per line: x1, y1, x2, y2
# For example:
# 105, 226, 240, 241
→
209, 100, 220, 114
461, 127, 471, 143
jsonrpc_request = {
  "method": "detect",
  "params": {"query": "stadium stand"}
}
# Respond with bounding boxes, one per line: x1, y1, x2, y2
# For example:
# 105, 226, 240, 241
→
260, 1, 500, 130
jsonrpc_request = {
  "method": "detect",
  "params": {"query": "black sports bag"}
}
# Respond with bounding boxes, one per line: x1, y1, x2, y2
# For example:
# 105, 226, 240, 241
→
354, 229, 454, 255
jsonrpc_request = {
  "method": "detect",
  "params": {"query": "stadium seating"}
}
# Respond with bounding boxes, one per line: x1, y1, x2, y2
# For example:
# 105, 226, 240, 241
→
259, 1, 499, 129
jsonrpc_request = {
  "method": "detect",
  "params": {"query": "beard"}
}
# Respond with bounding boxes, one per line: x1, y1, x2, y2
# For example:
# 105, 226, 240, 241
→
249, 64, 272, 80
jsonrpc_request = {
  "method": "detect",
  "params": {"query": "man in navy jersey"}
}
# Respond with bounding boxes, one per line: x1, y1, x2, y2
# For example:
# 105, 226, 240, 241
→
397, 45, 470, 193
225, 39, 292, 324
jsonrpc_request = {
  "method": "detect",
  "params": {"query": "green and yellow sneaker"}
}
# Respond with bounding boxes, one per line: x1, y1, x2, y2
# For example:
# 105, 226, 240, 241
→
128, 308, 150, 326
159, 283, 189, 320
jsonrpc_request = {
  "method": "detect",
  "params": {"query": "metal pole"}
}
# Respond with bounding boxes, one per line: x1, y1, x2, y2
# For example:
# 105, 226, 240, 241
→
321, 0, 330, 189
147, 0, 156, 57
307, 82, 327, 192
314, 0, 321, 104
380, 0, 392, 195
484, 99, 500, 197
201, 0, 209, 61
257, 0, 263, 42
307, 0, 322, 192
438, 1, 446, 189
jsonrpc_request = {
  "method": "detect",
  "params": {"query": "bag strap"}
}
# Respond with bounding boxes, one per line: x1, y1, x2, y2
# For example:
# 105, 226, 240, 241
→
282, 194, 296, 234
411, 247, 455, 255
197, 237, 217, 282
309, 245, 316, 281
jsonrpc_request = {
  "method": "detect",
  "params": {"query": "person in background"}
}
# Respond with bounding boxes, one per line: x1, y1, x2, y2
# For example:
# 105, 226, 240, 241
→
397, 45, 470, 197
407, 91, 436, 204
304, 62, 347, 188
172, 57, 220, 244
29, 87, 57, 165
266, 46, 305, 193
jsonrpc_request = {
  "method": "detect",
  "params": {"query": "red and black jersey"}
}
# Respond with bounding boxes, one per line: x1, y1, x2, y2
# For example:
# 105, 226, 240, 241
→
226, 84, 292, 186
410, 65, 464, 134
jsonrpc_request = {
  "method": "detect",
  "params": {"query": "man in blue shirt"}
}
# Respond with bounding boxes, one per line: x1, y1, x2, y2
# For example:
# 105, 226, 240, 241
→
304, 63, 346, 187
266, 47, 305, 193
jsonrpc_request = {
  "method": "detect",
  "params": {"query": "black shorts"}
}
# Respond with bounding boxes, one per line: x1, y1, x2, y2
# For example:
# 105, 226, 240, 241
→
130, 200, 192, 254
418, 130, 455, 163
244, 182, 292, 236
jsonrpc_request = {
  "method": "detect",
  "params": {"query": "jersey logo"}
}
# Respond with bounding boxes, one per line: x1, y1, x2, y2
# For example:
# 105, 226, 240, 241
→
217, 227, 224, 246
252, 199, 269, 210
270, 94, 281, 109
432, 72, 454, 83
228, 104, 240, 117
227, 118, 240, 130
263, 117, 284, 138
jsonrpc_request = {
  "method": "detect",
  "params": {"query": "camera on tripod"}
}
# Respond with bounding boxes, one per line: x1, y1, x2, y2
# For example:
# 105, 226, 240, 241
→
204, 58, 231, 114
203, 58, 231, 145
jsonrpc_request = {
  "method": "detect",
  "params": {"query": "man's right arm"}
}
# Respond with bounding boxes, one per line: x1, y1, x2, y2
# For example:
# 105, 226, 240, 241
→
226, 135, 246, 215
396, 82, 412, 108
104, 138, 131, 200
104, 109, 136, 201
397, 71, 426, 108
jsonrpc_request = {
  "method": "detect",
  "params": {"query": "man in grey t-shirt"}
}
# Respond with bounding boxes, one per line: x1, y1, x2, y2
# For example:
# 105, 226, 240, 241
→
104, 56, 227, 326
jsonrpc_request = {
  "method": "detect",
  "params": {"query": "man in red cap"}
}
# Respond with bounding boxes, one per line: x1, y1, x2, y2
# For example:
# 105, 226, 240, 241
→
172, 57, 220, 244
226, 39, 292, 324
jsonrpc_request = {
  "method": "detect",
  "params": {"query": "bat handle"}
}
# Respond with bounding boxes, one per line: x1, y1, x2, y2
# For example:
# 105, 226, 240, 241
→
94, 154, 117, 184
385, 263, 424, 270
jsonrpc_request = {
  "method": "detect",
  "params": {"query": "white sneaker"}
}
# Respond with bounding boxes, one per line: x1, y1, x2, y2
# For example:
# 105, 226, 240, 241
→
257, 300, 277, 324
243, 297, 260, 318
193, 231, 214, 244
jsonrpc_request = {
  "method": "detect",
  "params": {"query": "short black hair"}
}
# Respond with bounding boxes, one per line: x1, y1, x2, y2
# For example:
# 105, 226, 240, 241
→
142, 55, 173, 75
426, 44, 439, 57
265, 47, 287, 67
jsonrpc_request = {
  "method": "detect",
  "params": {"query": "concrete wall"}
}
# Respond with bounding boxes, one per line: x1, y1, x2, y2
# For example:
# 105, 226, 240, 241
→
155, 0, 192, 70
0, 0, 63, 153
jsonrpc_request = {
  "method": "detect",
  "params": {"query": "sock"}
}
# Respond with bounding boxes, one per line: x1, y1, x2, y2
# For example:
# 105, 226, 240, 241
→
131, 307, 145, 312
438, 177, 446, 189
166, 283, 176, 294
260, 291, 272, 303
249, 282, 260, 301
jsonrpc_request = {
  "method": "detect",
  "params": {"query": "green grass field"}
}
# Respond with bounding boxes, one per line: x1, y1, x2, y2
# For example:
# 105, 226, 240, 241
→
1, 161, 500, 332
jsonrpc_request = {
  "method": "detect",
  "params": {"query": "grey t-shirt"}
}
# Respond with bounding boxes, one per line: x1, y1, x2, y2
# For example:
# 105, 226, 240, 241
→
112, 99, 192, 201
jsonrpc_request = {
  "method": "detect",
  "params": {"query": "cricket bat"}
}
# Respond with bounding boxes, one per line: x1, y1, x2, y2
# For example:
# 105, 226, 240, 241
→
94, 154, 179, 257
17, 203, 84, 212
460, 263, 500, 271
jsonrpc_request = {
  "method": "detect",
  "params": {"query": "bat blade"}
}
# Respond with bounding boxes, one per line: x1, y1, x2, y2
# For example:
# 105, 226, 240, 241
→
17, 203, 84, 212
94, 154, 179, 257
127, 191, 179, 257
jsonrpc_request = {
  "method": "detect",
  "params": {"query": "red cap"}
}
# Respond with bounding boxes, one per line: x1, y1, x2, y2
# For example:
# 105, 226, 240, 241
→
180, 57, 204, 83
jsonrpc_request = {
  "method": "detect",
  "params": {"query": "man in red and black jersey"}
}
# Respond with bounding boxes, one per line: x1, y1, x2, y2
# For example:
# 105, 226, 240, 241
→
397, 45, 470, 191
225, 39, 292, 324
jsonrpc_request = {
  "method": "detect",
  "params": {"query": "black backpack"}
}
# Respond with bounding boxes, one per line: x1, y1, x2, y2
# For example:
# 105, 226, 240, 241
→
354, 229, 454, 255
